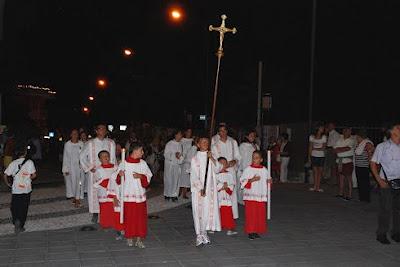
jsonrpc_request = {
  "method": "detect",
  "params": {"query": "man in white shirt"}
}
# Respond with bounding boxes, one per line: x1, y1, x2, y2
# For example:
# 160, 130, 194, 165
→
334, 127, 356, 201
80, 123, 116, 223
325, 123, 340, 184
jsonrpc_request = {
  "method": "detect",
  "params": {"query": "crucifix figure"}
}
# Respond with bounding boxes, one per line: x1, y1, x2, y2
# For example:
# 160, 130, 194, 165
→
209, 14, 237, 55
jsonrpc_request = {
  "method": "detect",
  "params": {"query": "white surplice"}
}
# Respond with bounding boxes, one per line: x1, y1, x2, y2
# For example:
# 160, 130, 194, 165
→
211, 136, 241, 218
190, 151, 221, 235
62, 140, 85, 199
80, 137, 116, 213
238, 142, 260, 204
163, 140, 184, 197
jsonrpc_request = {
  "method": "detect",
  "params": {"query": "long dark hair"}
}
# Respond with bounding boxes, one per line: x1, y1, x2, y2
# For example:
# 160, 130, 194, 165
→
243, 129, 257, 144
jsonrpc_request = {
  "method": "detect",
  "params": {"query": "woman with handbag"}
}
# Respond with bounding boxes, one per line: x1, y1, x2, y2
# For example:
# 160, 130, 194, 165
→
3, 144, 37, 234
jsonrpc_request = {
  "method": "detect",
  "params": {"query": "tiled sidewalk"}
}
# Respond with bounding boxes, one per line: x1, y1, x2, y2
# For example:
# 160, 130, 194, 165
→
0, 184, 399, 266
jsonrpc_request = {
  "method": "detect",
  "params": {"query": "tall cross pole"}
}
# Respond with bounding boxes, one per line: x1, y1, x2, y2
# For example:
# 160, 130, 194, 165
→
208, 14, 237, 138
203, 15, 236, 194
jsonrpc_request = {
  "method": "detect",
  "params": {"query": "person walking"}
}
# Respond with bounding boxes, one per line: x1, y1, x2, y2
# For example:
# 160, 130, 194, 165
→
371, 123, 400, 244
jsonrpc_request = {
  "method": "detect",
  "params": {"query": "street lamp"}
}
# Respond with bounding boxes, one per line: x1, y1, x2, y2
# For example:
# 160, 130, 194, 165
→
168, 7, 184, 23
97, 78, 107, 89
88, 96, 94, 101
123, 48, 133, 57
82, 106, 90, 113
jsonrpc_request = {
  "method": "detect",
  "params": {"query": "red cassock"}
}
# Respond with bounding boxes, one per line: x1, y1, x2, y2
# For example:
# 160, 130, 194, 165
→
244, 200, 267, 234
99, 202, 114, 229
124, 202, 147, 238
220, 206, 235, 230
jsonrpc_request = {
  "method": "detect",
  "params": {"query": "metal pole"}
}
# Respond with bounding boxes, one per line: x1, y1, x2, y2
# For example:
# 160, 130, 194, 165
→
257, 61, 263, 127
308, 0, 317, 133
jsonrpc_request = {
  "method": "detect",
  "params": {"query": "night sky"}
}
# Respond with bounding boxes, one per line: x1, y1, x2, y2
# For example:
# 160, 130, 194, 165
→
0, 0, 395, 129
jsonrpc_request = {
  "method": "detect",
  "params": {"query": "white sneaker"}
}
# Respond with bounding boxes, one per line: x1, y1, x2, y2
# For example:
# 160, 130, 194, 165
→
227, 230, 238, 236
309, 188, 315, 191
135, 239, 146, 249
127, 239, 134, 247
202, 234, 211, 244
195, 235, 203, 247
208, 230, 215, 234
317, 189, 324, 193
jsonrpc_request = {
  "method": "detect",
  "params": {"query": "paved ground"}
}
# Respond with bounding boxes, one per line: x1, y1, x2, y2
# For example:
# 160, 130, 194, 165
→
0, 183, 399, 266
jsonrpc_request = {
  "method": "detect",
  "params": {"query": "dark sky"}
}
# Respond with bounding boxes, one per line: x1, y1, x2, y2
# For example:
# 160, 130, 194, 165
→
1, 0, 394, 129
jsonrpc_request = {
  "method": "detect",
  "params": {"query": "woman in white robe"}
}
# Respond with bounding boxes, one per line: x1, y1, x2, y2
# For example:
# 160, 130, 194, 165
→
163, 130, 184, 201
62, 129, 85, 207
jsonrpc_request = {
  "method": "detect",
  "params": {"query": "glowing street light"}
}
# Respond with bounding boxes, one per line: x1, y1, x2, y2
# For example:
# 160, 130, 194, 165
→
88, 96, 95, 101
171, 10, 181, 19
82, 107, 89, 113
97, 78, 107, 89
123, 48, 133, 57
169, 7, 184, 22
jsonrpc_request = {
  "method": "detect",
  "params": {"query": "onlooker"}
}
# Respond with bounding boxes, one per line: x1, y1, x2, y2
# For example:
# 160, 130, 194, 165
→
308, 124, 327, 192
325, 123, 340, 184
279, 133, 291, 183
334, 127, 356, 201
268, 137, 281, 182
370, 123, 400, 244
354, 130, 374, 203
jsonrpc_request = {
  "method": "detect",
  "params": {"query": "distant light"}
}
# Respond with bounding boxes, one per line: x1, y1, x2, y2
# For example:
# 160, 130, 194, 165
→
169, 7, 184, 22
88, 96, 95, 101
44, 136, 50, 139
199, 115, 206, 121
58, 137, 63, 142
49, 132, 55, 138
108, 125, 114, 132
88, 134, 92, 139
120, 125, 127, 131
83, 107, 89, 113
171, 10, 181, 19
97, 79, 107, 88
123, 48, 133, 56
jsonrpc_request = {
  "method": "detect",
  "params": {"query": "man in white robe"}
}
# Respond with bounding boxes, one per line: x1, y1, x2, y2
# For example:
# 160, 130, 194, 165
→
211, 125, 241, 218
80, 124, 116, 222
62, 129, 85, 206
190, 137, 221, 246
163, 131, 184, 201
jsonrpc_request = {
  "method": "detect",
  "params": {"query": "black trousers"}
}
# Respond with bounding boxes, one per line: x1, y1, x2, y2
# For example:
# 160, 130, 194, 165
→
377, 188, 400, 236
10, 193, 31, 228
355, 167, 371, 202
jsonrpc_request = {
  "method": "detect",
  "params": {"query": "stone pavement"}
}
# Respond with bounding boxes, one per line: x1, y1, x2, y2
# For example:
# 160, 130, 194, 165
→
0, 184, 399, 266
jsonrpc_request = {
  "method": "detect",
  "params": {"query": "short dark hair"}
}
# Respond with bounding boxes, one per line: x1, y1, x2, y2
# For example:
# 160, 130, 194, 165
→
280, 133, 289, 140
98, 150, 110, 159
388, 122, 400, 131
217, 124, 228, 132
253, 150, 263, 159
356, 129, 368, 139
217, 157, 227, 162
128, 142, 144, 155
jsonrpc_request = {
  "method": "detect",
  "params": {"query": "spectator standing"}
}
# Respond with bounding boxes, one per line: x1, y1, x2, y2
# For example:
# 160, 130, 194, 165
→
370, 123, 400, 244
308, 124, 327, 192
279, 133, 291, 183
334, 127, 356, 201
325, 123, 340, 184
354, 130, 374, 203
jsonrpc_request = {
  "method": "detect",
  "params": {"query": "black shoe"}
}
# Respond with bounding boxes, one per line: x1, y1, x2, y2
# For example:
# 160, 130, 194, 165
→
248, 233, 256, 240
164, 196, 170, 201
335, 195, 343, 198
172, 197, 178, 202
91, 213, 98, 224
391, 233, 400, 243
14, 220, 21, 234
377, 235, 391, 244
254, 233, 261, 239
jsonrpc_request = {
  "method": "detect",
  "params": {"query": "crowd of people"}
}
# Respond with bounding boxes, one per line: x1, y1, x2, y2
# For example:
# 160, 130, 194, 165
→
2, 120, 400, 246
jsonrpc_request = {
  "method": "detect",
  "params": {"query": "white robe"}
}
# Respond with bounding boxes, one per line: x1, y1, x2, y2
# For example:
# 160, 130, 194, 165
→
62, 141, 85, 199
240, 165, 270, 202
216, 172, 235, 207
238, 142, 260, 204
211, 136, 241, 218
119, 160, 153, 203
190, 151, 221, 235
94, 165, 119, 203
180, 145, 197, 188
163, 140, 184, 197
80, 137, 116, 213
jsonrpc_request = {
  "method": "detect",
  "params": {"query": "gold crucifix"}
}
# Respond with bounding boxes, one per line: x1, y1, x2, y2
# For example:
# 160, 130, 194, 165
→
209, 14, 237, 57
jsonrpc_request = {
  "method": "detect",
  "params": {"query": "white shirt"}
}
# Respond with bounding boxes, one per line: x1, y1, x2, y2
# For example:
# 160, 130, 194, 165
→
327, 129, 340, 147
309, 135, 327, 157
239, 142, 259, 171
5, 158, 36, 194
240, 165, 270, 202
216, 171, 235, 207
334, 136, 356, 164
211, 136, 241, 163
371, 139, 400, 180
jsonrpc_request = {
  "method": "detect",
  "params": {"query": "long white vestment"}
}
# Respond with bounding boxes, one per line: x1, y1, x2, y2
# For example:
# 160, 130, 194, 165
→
62, 140, 85, 199
163, 140, 184, 197
190, 151, 221, 235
